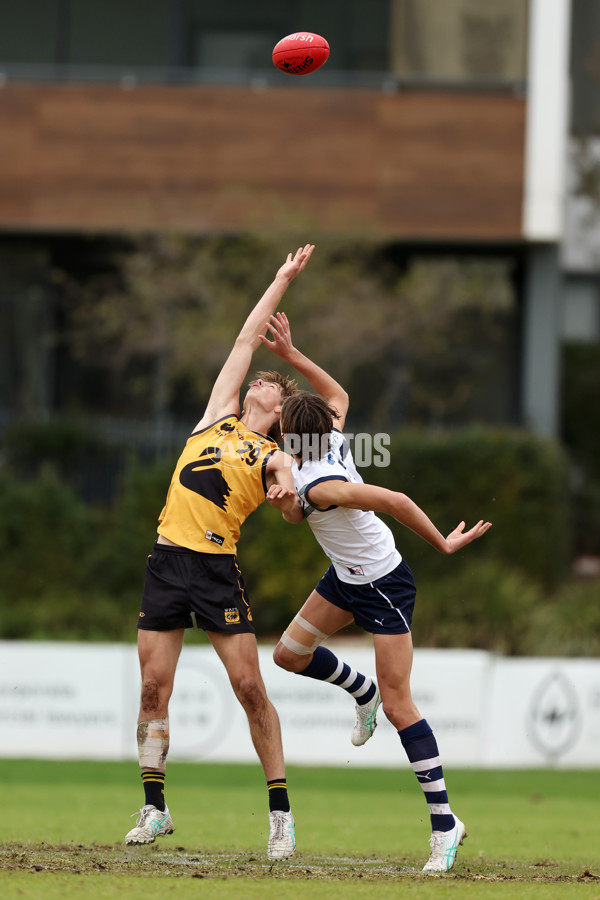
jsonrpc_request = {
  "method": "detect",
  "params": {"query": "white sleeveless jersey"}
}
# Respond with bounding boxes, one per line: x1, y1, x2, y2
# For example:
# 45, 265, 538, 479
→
292, 430, 401, 584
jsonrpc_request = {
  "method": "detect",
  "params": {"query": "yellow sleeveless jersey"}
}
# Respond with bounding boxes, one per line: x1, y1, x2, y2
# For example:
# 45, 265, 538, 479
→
157, 415, 278, 554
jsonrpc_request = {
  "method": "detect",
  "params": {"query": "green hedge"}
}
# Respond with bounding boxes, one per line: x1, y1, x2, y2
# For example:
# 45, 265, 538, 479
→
239, 427, 573, 648
0, 423, 586, 654
373, 426, 571, 588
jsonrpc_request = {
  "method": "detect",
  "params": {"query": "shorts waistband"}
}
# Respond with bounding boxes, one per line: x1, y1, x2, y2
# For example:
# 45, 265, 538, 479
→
152, 540, 235, 558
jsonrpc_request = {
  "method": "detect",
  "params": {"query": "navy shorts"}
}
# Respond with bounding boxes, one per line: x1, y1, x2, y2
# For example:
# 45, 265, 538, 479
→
315, 559, 416, 635
138, 542, 255, 634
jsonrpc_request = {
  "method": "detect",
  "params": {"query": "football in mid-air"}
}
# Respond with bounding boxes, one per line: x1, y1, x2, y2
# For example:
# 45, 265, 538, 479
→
272, 32, 330, 76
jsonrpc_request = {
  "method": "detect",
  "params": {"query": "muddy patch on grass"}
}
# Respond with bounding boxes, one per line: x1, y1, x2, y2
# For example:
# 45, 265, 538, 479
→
0, 843, 593, 883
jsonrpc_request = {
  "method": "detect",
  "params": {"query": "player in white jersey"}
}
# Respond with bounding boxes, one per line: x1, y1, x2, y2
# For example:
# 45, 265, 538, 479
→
259, 311, 491, 874
293, 427, 402, 585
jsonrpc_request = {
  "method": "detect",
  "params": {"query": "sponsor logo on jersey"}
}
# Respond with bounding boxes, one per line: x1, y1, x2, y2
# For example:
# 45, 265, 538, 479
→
205, 529, 225, 546
348, 565, 364, 576
224, 608, 241, 624
216, 422, 236, 435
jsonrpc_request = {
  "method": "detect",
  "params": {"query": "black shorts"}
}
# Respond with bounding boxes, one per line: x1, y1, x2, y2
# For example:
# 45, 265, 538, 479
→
138, 542, 255, 634
315, 559, 416, 635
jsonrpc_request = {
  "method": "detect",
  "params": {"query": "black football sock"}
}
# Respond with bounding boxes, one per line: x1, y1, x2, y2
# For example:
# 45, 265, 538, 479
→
267, 778, 290, 812
142, 771, 166, 811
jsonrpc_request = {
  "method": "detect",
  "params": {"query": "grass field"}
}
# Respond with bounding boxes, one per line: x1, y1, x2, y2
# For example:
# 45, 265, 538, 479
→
1, 760, 599, 899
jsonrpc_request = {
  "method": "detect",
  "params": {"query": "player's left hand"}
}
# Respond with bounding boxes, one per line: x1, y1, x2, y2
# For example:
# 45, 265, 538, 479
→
444, 519, 492, 553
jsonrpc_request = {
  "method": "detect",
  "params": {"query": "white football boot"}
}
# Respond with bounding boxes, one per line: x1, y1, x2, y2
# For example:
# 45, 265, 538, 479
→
267, 810, 296, 859
125, 804, 174, 845
422, 816, 467, 873
351, 683, 382, 746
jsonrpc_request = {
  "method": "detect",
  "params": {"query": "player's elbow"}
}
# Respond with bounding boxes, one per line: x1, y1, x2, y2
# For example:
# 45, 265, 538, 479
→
390, 492, 412, 519
331, 389, 349, 418
233, 331, 256, 351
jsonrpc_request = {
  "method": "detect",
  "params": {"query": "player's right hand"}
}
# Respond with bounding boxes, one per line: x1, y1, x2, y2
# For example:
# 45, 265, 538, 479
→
266, 483, 297, 512
275, 244, 315, 282
444, 519, 492, 553
258, 312, 294, 359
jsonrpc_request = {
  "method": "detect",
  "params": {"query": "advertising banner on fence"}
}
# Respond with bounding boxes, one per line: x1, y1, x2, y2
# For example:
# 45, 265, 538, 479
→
0, 641, 598, 768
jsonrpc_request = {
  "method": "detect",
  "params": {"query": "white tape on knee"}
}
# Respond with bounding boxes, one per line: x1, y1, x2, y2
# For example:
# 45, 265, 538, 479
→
280, 631, 315, 655
280, 614, 328, 655
137, 717, 170, 771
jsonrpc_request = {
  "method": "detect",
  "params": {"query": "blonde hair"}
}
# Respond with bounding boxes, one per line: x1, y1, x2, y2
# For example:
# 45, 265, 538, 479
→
250, 370, 299, 440
252, 369, 298, 401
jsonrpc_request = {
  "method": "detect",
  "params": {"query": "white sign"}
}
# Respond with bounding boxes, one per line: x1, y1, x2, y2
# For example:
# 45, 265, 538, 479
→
0, 642, 132, 759
0, 641, 598, 768
484, 658, 600, 767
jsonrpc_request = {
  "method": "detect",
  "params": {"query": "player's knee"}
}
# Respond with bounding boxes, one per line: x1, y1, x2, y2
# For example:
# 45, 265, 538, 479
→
140, 675, 172, 715
381, 700, 409, 730
273, 642, 302, 671
381, 697, 419, 731
235, 676, 267, 715
141, 678, 161, 714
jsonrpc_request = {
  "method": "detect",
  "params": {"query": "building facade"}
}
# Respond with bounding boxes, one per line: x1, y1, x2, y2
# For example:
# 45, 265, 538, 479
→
0, 0, 595, 438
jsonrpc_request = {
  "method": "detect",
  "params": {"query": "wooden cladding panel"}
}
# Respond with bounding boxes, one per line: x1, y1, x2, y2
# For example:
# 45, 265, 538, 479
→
0, 83, 525, 238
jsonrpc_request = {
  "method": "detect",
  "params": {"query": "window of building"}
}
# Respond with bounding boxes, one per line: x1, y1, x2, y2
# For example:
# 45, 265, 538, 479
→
183, 0, 390, 72
68, 0, 170, 67
0, 0, 60, 64
571, 0, 600, 134
0, 0, 529, 86
390, 0, 528, 84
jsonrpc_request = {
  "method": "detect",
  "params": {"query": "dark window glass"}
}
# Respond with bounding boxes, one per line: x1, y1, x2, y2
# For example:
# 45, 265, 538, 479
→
391, 0, 528, 83
68, 0, 170, 66
184, 0, 391, 71
571, 0, 600, 134
0, 0, 60, 64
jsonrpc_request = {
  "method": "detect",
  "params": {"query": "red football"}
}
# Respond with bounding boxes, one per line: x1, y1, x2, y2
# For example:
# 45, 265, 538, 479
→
272, 32, 330, 76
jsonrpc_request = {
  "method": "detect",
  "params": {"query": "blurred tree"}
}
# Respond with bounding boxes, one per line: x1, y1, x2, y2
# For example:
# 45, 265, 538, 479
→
60, 232, 516, 432
0, 245, 56, 417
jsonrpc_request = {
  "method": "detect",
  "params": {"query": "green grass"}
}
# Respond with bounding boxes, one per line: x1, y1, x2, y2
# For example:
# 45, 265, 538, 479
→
1, 760, 599, 899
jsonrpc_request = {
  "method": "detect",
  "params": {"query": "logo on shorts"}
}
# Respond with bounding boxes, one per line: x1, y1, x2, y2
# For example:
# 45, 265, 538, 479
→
205, 529, 225, 546
348, 565, 364, 576
224, 608, 240, 625
139, 612, 146, 617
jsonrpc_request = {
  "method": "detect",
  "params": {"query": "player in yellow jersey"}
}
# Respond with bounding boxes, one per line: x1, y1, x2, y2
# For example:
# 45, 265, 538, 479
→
124, 244, 314, 859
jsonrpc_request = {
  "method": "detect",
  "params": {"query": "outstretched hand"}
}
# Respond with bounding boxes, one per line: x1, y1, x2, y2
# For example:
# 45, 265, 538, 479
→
276, 244, 315, 283
444, 519, 492, 554
258, 311, 294, 360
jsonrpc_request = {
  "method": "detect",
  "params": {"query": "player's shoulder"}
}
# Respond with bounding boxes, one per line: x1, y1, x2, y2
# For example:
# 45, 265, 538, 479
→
191, 413, 239, 436
297, 450, 347, 485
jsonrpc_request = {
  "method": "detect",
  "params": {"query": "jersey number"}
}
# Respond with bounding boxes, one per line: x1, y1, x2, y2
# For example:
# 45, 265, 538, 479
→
237, 440, 261, 466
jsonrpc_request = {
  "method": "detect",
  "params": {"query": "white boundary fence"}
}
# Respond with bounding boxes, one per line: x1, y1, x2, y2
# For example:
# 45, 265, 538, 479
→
1, 641, 599, 768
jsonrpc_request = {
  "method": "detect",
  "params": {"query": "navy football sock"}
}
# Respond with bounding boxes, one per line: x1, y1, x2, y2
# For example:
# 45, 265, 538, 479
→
299, 646, 376, 705
398, 718, 455, 832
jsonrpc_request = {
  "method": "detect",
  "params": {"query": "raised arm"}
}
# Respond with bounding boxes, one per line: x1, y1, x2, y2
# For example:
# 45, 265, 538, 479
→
195, 245, 314, 430
307, 479, 492, 554
259, 311, 349, 429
